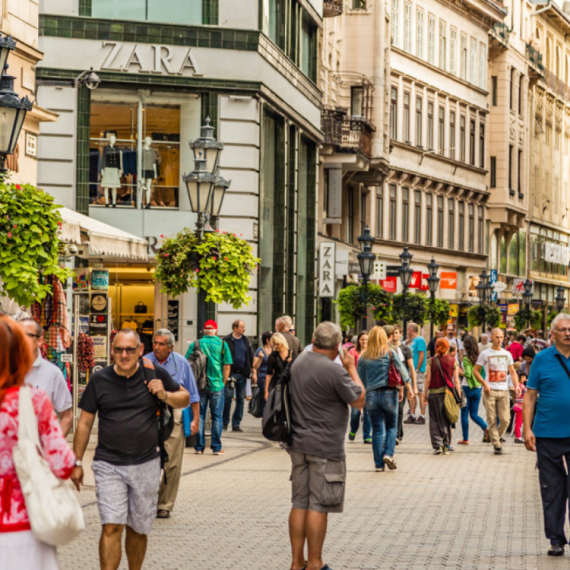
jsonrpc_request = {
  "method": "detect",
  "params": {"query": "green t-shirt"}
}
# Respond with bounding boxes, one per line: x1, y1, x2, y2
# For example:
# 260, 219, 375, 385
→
185, 336, 233, 392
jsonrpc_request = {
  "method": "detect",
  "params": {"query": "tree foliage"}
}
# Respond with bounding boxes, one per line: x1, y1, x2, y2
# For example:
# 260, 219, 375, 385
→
425, 298, 451, 326
0, 182, 71, 307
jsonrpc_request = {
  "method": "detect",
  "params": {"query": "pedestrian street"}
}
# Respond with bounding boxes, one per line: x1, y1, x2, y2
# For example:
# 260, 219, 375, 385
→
59, 411, 566, 570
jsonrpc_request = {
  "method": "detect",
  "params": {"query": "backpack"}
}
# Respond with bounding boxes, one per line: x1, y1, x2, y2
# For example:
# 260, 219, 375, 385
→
188, 339, 209, 391
141, 358, 174, 482
262, 362, 293, 445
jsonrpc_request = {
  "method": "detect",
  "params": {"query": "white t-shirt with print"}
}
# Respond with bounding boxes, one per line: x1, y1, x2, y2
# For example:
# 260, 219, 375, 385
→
476, 348, 514, 391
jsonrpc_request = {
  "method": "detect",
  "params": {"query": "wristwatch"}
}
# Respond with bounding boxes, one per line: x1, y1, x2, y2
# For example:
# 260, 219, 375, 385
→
75, 460, 83, 467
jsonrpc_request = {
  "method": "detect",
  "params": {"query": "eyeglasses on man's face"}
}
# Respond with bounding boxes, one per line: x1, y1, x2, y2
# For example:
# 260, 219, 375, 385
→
555, 328, 570, 335
113, 346, 138, 355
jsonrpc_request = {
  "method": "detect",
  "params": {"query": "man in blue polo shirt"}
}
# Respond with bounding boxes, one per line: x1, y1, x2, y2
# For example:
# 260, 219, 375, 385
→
145, 328, 200, 519
524, 313, 570, 557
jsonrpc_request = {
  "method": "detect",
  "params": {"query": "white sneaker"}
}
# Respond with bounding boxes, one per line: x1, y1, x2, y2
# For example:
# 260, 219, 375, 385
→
375, 467, 385, 472
383, 456, 397, 470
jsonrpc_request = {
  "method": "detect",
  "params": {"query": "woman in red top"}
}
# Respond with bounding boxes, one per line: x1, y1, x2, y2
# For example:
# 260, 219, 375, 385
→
0, 317, 76, 569
424, 337, 460, 455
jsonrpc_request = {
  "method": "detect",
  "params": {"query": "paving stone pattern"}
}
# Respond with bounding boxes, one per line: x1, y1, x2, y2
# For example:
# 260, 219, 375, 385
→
59, 410, 569, 569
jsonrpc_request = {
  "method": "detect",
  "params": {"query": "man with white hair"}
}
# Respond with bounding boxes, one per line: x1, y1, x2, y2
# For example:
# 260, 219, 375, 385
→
145, 328, 200, 519
275, 315, 303, 357
478, 333, 491, 353
524, 313, 570, 557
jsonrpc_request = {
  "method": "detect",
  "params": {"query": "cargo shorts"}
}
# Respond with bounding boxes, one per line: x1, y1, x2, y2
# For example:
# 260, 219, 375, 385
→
290, 451, 346, 514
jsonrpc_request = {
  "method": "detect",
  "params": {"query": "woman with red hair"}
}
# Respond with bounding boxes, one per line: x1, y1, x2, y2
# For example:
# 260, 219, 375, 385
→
424, 337, 461, 454
0, 317, 76, 569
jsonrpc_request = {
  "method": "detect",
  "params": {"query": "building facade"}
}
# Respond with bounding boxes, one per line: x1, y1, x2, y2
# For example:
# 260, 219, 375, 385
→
36, 0, 323, 348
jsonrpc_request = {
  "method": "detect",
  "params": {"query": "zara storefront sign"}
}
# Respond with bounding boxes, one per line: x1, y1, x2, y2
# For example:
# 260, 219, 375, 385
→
101, 41, 203, 76
319, 242, 336, 297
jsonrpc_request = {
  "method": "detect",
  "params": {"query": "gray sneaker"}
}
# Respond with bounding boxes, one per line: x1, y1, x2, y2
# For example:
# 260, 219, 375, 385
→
415, 416, 426, 425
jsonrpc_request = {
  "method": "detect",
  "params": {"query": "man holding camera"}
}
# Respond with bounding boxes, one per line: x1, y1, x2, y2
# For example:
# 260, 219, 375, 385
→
223, 319, 254, 432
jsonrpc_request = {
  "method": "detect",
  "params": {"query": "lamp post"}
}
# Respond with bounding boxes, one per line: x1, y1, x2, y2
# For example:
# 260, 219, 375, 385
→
184, 117, 231, 338
357, 227, 376, 331
476, 269, 490, 333
398, 246, 414, 334
522, 278, 534, 328
0, 35, 32, 176
427, 257, 440, 339
555, 285, 566, 314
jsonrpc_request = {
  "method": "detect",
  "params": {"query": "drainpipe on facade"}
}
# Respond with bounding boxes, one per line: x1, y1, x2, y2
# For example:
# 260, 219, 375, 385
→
371, 0, 387, 162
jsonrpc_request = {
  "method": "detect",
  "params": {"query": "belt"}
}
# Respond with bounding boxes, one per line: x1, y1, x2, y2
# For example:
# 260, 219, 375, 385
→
233, 369, 245, 374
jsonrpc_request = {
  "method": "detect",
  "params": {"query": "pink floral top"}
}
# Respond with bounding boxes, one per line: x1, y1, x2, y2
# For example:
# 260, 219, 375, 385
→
0, 387, 76, 532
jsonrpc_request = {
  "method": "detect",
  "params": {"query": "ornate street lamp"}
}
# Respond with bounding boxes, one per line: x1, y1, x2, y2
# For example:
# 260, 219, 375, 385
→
189, 117, 224, 174
398, 246, 414, 334
357, 227, 376, 331
183, 154, 216, 234
555, 285, 566, 314
522, 278, 534, 328
427, 257, 440, 338
0, 34, 16, 79
209, 172, 231, 221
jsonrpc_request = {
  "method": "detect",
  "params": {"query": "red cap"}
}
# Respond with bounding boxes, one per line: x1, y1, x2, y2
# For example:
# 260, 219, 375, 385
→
204, 320, 218, 330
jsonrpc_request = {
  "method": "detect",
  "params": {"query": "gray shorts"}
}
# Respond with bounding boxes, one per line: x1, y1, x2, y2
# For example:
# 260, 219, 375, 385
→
416, 371, 426, 393
290, 451, 346, 514
92, 457, 161, 535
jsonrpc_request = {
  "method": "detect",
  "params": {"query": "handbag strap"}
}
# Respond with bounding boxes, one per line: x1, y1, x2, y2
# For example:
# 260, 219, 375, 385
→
554, 353, 570, 381
18, 386, 41, 450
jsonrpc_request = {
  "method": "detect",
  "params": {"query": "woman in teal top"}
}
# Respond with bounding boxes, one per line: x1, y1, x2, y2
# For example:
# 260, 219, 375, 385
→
458, 335, 488, 444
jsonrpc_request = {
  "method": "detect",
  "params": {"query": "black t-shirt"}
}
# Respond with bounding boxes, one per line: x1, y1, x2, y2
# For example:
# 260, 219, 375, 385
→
267, 351, 291, 390
79, 361, 180, 465
427, 337, 436, 358
400, 344, 413, 371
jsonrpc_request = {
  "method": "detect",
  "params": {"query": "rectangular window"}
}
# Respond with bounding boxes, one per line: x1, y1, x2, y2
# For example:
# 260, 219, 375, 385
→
415, 97, 423, 146
389, 184, 397, 240
518, 149, 522, 195
402, 187, 409, 242
468, 203, 474, 253
428, 102, 434, 150
93, 0, 202, 24
351, 86, 364, 116
477, 205, 484, 253
449, 111, 456, 159
460, 115, 466, 162
448, 198, 455, 249
428, 15, 435, 64
404, 2, 412, 53
390, 87, 398, 139
439, 21, 447, 70
392, 0, 400, 47
470, 38, 477, 84
353, 0, 367, 7
438, 106, 445, 155
510, 67, 515, 110
437, 195, 444, 247
426, 193, 433, 245
460, 34, 468, 80
469, 119, 475, 165
347, 186, 354, 243
509, 145, 513, 190
519, 73, 524, 115
416, 9, 424, 59
414, 190, 422, 244
458, 201, 465, 251
404, 91, 411, 143
479, 42, 486, 89
479, 122, 485, 169
490, 156, 496, 187
450, 27, 457, 74
376, 191, 384, 237
491, 76, 498, 106
300, 14, 317, 81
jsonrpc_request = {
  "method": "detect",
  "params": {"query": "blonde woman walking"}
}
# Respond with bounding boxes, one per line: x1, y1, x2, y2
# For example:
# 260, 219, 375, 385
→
264, 333, 292, 400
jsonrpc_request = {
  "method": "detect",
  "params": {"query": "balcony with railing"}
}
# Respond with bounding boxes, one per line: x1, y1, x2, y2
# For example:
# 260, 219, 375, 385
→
489, 22, 511, 47
526, 43, 545, 78
322, 106, 375, 159
546, 71, 569, 100
324, 0, 343, 17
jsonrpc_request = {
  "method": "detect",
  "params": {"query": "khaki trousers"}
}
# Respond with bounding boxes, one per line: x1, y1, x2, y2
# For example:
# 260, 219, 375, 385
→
158, 408, 185, 512
483, 389, 510, 449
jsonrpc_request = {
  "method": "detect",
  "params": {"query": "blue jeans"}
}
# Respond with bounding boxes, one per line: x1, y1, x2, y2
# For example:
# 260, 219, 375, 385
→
350, 407, 371, 441
366, 389, 399, 469
460, 385, 488, 441
223, 373, 246, 428
195, 390, 225, 453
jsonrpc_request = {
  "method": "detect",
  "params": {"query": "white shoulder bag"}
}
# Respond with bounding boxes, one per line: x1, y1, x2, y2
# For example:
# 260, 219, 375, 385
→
12, 386, 85, 546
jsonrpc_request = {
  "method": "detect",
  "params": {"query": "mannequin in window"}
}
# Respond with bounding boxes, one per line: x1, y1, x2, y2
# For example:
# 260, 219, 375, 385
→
141, 137, 158, 209
101, 134, 123, 207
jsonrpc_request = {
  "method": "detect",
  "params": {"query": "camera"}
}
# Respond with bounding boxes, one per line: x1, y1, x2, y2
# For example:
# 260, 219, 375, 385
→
227, 377, 236, 390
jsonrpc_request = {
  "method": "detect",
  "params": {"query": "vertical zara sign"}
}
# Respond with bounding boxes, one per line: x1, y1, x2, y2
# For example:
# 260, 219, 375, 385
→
319, 242, 336, 297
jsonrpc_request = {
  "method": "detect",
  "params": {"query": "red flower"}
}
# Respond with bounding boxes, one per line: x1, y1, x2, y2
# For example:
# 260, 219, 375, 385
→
224, 257, 228, 261
213, 257, 217, 261
57, 221, 62, 228
240, 233, 243, 236
215, 229, 220, 232
7, 232, 12, 238
13, 224, 17, 229
164, 253, 170, 257
195, 268, 200, 272
15, 184, 21, 190
160, 234, 164, 238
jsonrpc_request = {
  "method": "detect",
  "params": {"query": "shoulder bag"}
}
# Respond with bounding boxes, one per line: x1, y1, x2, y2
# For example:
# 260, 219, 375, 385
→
388, 349, 403, 388
12, 386, 85, 546
434, 356, 461, 424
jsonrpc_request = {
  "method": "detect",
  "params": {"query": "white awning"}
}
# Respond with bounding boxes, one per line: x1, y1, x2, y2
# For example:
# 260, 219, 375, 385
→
57, 207, 148, 260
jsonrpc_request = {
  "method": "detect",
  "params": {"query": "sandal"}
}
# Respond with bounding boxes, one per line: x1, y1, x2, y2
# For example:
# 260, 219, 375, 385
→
458, 440, 469, 445
156, 509, 170, 519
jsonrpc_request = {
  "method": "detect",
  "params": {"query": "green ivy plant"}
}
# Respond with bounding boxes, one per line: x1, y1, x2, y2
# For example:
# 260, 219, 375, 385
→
155, 228, 260, 309
514, 308, 543, 331
0, 181, 71, 307
390, 293, 427, 325
335, 284, 392, 330
468, 305, 501, 328
425, 298, 451, 326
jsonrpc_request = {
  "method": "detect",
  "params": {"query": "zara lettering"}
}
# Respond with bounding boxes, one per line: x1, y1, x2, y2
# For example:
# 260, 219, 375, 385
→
101, 41, 202, 76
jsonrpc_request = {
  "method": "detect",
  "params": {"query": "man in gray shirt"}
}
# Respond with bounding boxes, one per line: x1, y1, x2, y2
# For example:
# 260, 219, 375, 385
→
288, 322, 366, 570
20, 318, 73, 435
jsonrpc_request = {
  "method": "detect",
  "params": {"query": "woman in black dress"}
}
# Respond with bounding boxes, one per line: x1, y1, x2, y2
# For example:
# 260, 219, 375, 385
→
264, 332, 292, 400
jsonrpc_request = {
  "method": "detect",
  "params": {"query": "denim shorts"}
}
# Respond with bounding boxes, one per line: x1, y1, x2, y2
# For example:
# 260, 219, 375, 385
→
290, 451, 346, 514
92, 457, 161, 535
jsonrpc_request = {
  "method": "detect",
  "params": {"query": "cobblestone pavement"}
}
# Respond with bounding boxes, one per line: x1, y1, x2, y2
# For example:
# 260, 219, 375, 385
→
60, 409, 569, 570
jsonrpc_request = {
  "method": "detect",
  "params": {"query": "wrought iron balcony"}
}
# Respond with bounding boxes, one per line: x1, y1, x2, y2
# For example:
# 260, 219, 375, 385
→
324, 0, 343, 17
490, 22, 511, 47
526, 43, 545, 78
322, 106, 375, 159
546, 71, 568, 100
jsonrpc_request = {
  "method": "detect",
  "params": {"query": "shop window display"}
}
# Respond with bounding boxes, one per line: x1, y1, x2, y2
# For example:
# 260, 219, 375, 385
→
90, 101, 181, 209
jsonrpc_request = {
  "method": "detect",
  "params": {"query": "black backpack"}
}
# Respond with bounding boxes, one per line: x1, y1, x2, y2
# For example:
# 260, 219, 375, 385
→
188, 339, 209, 391
141, 358, 174, 482
262, 363, 293, 445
